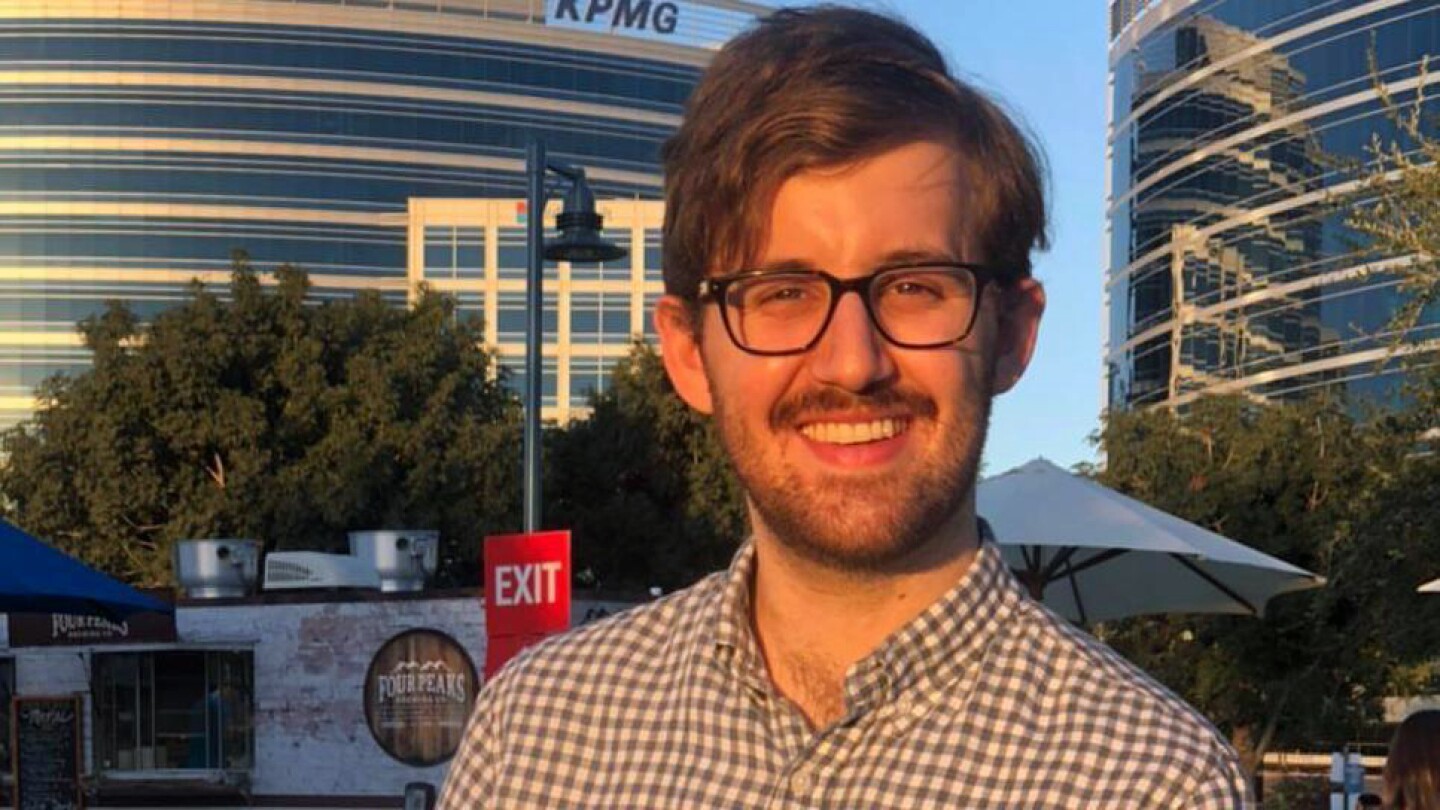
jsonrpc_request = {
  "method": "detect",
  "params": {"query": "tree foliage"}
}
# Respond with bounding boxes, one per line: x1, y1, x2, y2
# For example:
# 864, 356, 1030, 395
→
0, 255, 523, 586
1092, 394, 1440, 766
1091, 54, 1440, 765
1346, 55, 1440, 345
547, 340, 745, 592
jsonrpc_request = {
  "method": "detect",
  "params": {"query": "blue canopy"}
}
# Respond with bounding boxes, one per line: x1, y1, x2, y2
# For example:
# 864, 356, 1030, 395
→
0, 520, 172, 619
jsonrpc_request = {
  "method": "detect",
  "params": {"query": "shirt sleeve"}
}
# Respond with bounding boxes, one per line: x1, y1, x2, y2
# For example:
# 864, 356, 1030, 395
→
437, 688, 501, 810
1176, 746, 1255, 810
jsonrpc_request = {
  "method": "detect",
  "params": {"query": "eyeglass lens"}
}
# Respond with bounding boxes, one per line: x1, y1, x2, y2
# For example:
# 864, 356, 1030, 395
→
722, 267, 978, 353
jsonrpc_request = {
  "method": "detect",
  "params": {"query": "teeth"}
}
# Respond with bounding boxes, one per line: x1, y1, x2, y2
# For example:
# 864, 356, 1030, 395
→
799, 419, 905, 445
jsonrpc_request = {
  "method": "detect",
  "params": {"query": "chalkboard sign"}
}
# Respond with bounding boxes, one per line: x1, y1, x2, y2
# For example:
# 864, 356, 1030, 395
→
12, 696, 83, 810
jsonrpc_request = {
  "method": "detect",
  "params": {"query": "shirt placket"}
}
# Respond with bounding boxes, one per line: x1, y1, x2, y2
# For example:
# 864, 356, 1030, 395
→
764, 711, 861, 809
763, 659, 888, 810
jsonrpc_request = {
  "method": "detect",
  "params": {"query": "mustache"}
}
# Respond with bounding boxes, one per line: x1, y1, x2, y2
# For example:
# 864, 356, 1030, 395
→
770, 385, 938, 430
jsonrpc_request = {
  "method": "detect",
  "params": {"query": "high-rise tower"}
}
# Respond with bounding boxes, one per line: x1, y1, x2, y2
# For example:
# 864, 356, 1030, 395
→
1106, 0, 1440, 410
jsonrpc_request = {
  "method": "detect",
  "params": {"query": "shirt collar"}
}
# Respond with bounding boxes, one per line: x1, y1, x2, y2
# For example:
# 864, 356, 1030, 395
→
706, 532, 1025, 706
707, 539, 769, 691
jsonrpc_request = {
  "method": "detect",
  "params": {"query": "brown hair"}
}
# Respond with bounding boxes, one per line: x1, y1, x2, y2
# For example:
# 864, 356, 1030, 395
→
661, 5, 1048, 303
1386, 710, 1440, 810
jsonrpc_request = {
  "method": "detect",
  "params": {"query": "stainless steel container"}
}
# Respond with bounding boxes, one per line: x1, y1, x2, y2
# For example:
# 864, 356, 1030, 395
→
348, 530, 438, 593
173, 539, 262, 598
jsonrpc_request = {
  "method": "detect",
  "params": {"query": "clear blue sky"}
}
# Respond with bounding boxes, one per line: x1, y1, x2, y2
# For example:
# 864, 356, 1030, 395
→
840, 0, 1111, 476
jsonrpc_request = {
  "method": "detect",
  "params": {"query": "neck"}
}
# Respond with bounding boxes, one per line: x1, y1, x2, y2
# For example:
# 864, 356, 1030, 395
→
748, 501, 982, 727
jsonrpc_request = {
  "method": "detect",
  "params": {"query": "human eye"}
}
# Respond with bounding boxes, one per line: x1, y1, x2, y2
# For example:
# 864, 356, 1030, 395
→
892, 280, 943, 298
737, 275, 821, 308
879, 269, 959, 301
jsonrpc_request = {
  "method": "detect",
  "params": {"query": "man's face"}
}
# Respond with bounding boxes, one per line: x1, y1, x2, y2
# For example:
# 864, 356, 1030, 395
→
658, 140, 1044, 571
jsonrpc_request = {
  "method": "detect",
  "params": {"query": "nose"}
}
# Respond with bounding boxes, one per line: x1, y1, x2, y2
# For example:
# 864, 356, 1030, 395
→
807, 291, 896, 391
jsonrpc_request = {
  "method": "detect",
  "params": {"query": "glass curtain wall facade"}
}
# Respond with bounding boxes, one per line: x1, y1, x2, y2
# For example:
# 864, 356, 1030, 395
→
408, 197, 662, 423
1106, 0, 1440, 410
0, 0, 761, 429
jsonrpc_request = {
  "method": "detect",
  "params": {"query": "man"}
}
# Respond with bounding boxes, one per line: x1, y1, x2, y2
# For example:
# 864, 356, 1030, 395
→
440, 6, 1252, 808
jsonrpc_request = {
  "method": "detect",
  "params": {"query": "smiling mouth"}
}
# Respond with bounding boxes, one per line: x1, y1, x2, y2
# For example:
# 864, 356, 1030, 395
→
798, 418, 909, 445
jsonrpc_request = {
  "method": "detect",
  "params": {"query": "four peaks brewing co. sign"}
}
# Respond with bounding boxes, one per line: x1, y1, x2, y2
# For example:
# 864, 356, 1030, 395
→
8, 610, 176, 647
363, 629, 478, 767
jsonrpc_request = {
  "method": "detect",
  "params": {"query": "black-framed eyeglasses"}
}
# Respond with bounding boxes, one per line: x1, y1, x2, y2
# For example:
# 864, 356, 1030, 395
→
696, 263, 996, 356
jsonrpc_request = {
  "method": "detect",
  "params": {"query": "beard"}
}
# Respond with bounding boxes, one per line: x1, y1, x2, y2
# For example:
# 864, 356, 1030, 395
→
710, 360, 995, 574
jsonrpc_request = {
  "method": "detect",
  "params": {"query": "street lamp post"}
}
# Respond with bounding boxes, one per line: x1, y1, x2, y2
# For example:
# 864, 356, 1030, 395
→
523, 139, 627, 532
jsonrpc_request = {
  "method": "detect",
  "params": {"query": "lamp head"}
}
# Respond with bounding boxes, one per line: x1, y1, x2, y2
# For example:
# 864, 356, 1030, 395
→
544, 173, 627, 263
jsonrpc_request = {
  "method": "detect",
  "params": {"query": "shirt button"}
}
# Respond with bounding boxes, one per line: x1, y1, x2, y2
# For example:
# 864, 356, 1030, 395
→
791, 769, 813, 795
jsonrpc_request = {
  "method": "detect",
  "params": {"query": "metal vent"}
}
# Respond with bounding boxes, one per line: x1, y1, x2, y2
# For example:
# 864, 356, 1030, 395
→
263, 551, 381, 591
265, 560, 317, 584
348, 530, 438, 593
174, 539, 262, 598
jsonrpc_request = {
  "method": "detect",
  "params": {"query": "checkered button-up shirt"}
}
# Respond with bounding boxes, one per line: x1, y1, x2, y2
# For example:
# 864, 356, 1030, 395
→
439, 540, 1253, 808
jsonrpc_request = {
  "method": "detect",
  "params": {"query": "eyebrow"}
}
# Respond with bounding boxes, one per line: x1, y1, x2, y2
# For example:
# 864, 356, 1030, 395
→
752, 249, 964, 274
748, 257, 818, 274
875, 248, 965, 268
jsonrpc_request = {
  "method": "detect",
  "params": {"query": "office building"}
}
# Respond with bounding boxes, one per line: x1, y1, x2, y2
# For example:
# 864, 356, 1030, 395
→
0, 0, 762, 427
1106, 0, 1440, 410
409, 197, 663, 422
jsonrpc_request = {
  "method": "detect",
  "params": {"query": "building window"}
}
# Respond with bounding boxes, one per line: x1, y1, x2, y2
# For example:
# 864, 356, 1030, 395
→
502, 364, 524, 401
497, 228, 556, 281
454, 292, 484, 329
571, 292, 631, 344
424, 226, 453, 276
497, 292, 527, 342
93, 650, 253, 772
495, 292, 557, 343
643, 234, 663, 285
424, 227, 484, 281
0, 658, 13, 771
601, 236, 632, 282
544, 291, 559, 337
499, 357, 559, 409
569, 355, 609, 407
543, 357, 559, 409
643, 292, 661, 341
497, 228, 527, 281
601, 294, 632, 343
570, 260, 600, 283
455, 227, 484, 279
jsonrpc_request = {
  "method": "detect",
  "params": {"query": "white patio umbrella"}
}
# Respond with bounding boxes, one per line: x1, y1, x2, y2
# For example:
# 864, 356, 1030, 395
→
976, 458, 1323, 624
1419, 578, 1440, 594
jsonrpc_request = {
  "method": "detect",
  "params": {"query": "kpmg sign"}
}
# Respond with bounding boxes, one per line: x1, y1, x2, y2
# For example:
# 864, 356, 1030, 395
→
546, 0, 683, 38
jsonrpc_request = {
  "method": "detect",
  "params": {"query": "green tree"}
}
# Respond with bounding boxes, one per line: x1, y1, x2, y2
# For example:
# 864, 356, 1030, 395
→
0, 255, 522, 586
1092, 394, 1440, 767
1345, 56, 1440, 347
547, 341, 745, 591
1093, 56, 1440, 768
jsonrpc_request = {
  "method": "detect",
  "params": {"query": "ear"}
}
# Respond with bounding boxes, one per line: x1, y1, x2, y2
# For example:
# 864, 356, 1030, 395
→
990, 279, 1045, 395
655, 295, 714, 414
